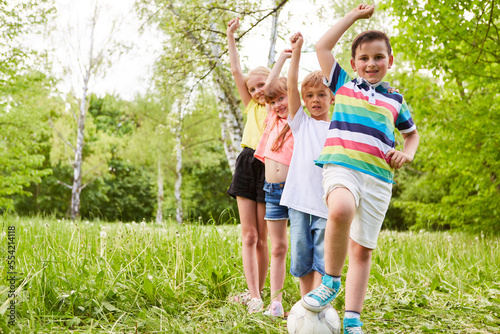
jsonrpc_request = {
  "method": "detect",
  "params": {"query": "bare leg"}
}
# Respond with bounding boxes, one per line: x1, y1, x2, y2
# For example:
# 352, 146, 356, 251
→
345, 240, 372, 313
299, 270, 323, 296
324, 188, 356, 276
238, 196, 268, 299
267, 219, 288, 302
256, 202, 269, 292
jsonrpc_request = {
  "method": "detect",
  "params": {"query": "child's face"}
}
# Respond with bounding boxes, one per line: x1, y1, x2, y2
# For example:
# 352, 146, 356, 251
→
302, 85, 334, 121
350, 39, 393, 84
269, 94, 288, 119
246, 74, 267, 105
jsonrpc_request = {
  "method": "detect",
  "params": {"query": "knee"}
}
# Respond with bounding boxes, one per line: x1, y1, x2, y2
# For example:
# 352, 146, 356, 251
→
256, 236, 268, 249
350, 242, 372, 263
328, 207, 354, 224
271, 242, 288, 259
242, 231, 259, 247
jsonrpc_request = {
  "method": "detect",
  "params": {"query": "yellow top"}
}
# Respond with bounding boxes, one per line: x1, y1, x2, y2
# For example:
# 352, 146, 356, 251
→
241, 99, 267, 150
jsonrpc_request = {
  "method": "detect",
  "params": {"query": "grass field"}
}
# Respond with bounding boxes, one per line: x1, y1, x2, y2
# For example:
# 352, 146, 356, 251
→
0, 216, 499, 333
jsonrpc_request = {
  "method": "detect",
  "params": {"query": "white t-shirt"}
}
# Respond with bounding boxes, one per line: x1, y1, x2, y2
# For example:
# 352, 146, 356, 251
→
280, 106, 330, 219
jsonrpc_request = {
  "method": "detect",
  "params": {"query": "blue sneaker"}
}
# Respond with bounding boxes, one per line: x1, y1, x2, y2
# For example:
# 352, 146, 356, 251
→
343, 317, 364, 334
301, 275, 340, 312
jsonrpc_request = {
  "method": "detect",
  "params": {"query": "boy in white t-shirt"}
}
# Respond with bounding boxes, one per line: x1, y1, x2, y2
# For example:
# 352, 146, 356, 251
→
280, 32, 334, 296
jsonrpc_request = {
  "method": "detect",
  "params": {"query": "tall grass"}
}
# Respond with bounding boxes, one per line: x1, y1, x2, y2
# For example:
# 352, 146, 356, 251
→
0, 216, 498, 333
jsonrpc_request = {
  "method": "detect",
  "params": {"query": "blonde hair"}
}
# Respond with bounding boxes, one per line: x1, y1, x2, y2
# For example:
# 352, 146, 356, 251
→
301, 70, 334, 99
243, 66, 271, 84
264, 77, 291, 152
264, 77, 287, 103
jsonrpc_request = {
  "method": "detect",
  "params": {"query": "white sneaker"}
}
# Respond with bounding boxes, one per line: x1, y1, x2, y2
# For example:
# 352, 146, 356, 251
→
263, 301, 284, 317
247, 298, 264, 314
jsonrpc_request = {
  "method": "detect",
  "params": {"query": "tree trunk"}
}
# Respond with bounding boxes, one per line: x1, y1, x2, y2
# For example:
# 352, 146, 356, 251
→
174, 123, 183, 225
71, 66, 91, 220
156, 150, 164, 224
70, 4, 97, 220
267, 5, 281, 68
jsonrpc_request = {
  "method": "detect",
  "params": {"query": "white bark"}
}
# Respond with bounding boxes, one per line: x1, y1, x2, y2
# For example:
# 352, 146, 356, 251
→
71, 4, 97, 220
174, 125, 183, 225
210, 24, 242, 174
156, 150, 164, 224
267, 6, 281, 68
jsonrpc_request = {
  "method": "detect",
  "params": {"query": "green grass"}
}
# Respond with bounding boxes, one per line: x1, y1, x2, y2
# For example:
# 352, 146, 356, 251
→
0, 216, 499, 333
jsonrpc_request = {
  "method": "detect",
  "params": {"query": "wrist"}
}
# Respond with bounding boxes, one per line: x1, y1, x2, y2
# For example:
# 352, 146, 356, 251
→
404, 152, 414, 162
345, 11, 360, 23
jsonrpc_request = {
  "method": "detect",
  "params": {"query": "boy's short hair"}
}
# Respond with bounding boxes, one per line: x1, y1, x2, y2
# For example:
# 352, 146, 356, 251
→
301, 70, 334, 99
351, 30, 392, 58
244, 66, 270, 84
265, 77, 287, 103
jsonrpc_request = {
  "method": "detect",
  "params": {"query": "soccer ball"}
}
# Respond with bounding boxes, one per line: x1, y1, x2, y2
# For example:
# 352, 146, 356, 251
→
287, 301, 341, 334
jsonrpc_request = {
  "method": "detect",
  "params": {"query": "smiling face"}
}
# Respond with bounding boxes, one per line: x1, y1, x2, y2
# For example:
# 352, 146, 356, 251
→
350, 39, 394, 84
246, 74, 268, 105
269, 94, 288, 119
302, 85, 334, 121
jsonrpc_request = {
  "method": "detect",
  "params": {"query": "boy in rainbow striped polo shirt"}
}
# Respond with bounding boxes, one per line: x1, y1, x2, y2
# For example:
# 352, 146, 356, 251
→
300, 4, 420, 334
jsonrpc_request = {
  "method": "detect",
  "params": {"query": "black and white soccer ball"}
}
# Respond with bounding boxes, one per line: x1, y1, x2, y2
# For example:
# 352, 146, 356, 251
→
287, 301, 341, 334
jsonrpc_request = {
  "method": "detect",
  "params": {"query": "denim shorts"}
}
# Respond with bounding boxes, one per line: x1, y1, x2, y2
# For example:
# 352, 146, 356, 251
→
289, 208, 326, 277
263, 181, 289, 220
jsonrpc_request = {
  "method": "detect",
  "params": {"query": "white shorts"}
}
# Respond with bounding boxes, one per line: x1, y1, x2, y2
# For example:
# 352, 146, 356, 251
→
322, 165, 392, 249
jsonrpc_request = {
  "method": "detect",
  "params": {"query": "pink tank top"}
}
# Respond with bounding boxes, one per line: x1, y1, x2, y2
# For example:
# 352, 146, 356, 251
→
254, 113, 294, 166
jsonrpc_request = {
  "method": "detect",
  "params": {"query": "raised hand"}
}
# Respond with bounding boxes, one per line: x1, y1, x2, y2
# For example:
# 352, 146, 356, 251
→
350, 3, 375, 20
290, 32, 304, 52
227, 18, 240, 35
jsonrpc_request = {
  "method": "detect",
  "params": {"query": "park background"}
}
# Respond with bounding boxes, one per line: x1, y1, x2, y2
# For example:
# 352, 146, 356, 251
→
0, 0, 499, 332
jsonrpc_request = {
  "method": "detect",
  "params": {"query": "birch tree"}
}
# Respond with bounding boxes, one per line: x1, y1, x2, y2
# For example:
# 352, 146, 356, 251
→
49, 0, 130, 219
138, 0, 290, 172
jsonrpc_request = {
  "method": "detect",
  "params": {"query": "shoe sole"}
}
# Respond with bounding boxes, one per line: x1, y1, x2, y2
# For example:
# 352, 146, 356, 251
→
300, 298, 328, 312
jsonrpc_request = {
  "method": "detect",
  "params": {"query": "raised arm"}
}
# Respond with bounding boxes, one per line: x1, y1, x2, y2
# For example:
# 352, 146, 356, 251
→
227, 18, 252, 107
315, 4, 374, 79
288, 32, 303, 118
266, 48, 292, 86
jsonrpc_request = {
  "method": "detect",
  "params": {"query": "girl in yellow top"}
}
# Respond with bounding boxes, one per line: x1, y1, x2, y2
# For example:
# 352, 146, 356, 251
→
226, 17, 290, 313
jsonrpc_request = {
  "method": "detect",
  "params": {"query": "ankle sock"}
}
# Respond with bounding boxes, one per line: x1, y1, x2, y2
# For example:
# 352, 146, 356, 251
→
344, 310, 361, 319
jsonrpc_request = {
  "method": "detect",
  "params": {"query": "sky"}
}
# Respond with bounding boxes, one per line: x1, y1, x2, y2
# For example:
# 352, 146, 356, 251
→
39, 0, 163, 100
41, 0, 345, 100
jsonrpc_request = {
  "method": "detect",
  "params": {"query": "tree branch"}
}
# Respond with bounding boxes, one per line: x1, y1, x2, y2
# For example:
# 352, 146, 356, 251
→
475, 0, 495, 64
48, 116, 76, 152
57, 180, 73, 189
81, 162, 105, 177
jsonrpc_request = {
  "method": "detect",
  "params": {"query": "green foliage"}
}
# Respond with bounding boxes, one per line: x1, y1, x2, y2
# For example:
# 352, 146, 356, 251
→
177, 90, 238, 223
88, 93, 137, 136
138, 0, 265, 85
380, 0, 499, 84
0, 71, 56, 210
14, 164, 73, 217
85, 158, 156, 222
15, 159, 156, 222
376, 0, 500, 232
0, 0, 55, 79
182, 144, 238, 222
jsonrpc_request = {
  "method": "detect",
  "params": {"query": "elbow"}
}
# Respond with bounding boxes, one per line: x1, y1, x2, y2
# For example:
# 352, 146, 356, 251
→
230, 68, 241, 79
315, 40, 327, 53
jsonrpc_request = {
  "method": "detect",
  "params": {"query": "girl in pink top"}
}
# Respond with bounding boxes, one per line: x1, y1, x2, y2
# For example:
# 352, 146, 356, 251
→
254, 77, 294, 317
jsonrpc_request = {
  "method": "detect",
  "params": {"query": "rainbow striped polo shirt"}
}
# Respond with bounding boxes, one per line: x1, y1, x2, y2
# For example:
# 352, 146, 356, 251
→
315, 62, 416, 184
